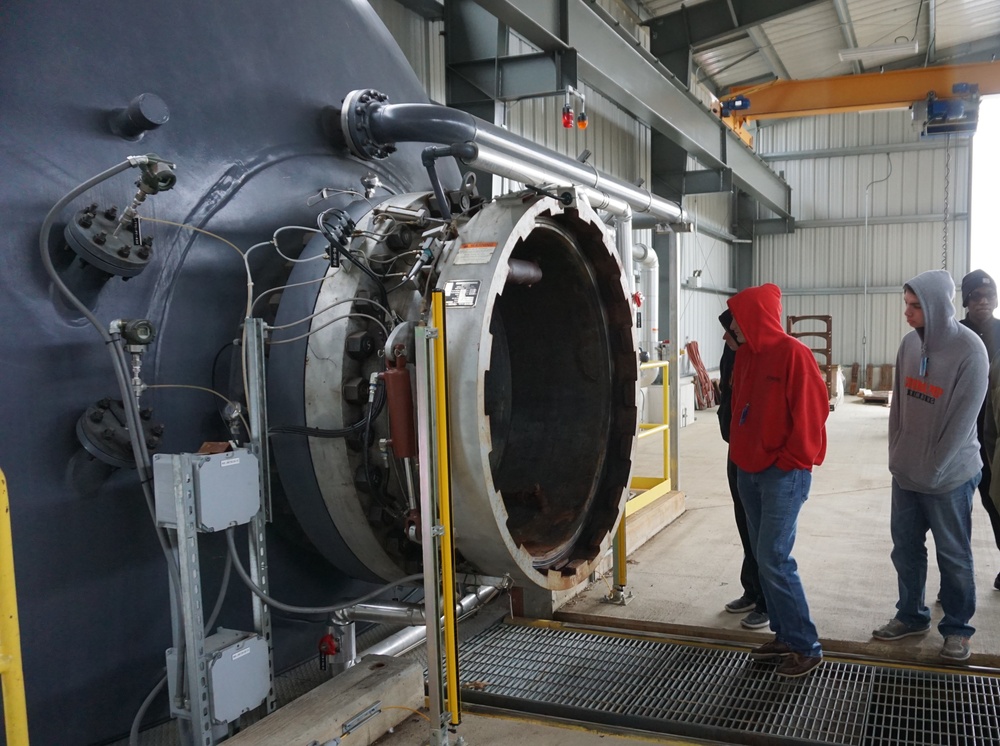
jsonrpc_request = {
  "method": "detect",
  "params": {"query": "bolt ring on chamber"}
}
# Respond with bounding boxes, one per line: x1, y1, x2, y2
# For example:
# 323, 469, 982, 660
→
269, 192, 638, 591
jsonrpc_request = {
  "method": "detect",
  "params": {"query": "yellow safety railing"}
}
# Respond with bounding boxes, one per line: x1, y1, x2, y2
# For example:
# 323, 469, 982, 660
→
628, 360, 672, 514
605, 361, 673, 597
0, 468, 30, 745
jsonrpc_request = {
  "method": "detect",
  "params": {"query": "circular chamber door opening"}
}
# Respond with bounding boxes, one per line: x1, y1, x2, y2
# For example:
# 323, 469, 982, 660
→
443, 194, 639, 590
486, 217, 613, 567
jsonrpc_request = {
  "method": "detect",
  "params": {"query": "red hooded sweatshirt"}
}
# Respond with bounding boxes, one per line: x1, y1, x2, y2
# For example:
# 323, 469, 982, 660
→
727, 284, 828, 472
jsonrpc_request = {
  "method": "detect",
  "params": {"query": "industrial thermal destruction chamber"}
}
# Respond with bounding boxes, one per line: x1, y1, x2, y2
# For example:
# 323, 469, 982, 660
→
0, 1, 681, 742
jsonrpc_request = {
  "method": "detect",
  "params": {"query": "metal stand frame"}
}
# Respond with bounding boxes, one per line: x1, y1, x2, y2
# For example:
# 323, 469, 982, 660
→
245, 318, 276, 714
170, 453, 215, 745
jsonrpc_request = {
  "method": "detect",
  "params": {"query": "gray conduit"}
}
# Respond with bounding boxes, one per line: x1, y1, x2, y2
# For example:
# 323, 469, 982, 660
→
336, 91, 687, 224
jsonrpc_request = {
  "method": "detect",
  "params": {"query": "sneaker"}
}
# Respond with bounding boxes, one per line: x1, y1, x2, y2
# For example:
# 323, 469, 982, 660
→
740, 611, 770, 630
725, 595, 755, 613
940, 635, 971, 661
776, 652, 823, 678
749, 639, 793, 661
872, 618, 930, 641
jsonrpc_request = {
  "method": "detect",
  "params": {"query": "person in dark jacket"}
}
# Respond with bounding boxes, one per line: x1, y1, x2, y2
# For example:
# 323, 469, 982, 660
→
958, 269, 1000, 589
717, 309, 768, 630
727, 284, 829, 678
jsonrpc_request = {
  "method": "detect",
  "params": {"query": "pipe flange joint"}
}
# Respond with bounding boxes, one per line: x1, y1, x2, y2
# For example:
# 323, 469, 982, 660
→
340, 89, 395, 161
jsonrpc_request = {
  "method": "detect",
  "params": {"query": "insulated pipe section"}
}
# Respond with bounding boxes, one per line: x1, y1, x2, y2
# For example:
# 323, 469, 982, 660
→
633, 243, 660, 386
633, 244, 659, 356
333, 89, 686, 223
335, 584, 504, 627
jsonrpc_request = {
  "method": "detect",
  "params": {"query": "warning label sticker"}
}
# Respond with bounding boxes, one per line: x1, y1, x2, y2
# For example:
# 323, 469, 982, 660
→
444, 280, 481, 308
454, 241, 496, 265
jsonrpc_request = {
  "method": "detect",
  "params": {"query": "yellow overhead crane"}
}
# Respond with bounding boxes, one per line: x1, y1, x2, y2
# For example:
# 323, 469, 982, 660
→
719, 60, 1000, 148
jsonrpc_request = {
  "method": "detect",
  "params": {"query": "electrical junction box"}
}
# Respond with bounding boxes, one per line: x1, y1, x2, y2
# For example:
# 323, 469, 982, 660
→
166, 629, 270, 724
153, 449, 260, 532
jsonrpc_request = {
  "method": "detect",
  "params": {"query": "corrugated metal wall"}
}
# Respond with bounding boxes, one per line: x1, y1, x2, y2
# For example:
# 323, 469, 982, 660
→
369, 0, 446, 102
755, 110, 972, 372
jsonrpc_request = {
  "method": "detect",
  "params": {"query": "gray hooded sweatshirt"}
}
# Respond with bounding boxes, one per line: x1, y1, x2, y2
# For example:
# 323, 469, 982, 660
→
888, 269, 988, 493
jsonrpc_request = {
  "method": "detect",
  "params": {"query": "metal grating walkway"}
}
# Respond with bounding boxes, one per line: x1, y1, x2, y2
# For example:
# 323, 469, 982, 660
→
458, 621, 1000, 745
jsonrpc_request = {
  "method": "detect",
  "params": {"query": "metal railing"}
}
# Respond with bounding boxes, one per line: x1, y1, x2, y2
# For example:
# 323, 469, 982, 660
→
604, 361, 672, 604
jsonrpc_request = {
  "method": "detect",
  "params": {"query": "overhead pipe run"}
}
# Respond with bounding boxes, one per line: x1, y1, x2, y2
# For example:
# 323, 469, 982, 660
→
331, 89, 687, 224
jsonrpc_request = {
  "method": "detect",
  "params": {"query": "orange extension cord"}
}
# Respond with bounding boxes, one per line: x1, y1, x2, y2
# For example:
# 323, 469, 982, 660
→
685, 341, 715, 409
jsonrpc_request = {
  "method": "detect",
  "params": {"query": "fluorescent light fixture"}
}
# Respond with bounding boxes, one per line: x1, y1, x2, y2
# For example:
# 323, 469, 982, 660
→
838, 40, 918, 63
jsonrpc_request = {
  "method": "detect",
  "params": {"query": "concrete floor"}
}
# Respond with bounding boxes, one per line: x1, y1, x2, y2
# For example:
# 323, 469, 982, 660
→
376, 395, 1000, 745
566, 395, 1000, 665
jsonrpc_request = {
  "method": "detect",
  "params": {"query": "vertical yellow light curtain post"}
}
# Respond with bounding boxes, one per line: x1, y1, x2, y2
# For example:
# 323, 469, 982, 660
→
431, 290, 461, 726
0, 469, 30, 746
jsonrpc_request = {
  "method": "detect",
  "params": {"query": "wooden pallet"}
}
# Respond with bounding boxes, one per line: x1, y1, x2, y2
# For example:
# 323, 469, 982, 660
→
858, 388, 892, 406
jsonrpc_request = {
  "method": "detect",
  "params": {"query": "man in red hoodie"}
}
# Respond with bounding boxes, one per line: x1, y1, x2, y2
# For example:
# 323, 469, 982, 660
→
727, 283, 829, 678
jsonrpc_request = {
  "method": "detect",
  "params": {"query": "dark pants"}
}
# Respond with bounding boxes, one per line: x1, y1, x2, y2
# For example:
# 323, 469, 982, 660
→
728, 456, 767, 613
978, 457, 1000, 555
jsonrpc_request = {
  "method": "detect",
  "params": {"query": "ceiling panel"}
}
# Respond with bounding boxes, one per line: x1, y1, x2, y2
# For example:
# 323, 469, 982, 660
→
692, 36, 773, 92
636, 0, 1000, 92
934, 0, 1000, 52
762, 3, 855, 81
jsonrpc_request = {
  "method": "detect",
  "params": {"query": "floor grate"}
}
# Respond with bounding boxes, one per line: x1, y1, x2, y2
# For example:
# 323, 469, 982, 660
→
458, 621, 1000, 745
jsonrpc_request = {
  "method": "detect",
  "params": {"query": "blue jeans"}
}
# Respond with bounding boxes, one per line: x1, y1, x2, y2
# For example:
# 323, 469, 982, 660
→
890, 475, 978, 638
737, 465, 821, 657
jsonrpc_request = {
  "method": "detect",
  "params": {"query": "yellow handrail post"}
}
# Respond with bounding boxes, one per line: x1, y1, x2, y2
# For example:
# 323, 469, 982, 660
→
662, 361, 670, 484
0, 469, 30, 746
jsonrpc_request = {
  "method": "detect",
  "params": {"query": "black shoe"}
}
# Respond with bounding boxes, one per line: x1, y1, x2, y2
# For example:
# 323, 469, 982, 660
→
725, 595, 755, 613
994, 572, 1000, 591
776, 652, 823, 678
740, 611, 770, 630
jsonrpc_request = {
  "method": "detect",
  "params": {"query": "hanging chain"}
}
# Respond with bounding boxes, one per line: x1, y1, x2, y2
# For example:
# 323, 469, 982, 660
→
941, 135, 951, 269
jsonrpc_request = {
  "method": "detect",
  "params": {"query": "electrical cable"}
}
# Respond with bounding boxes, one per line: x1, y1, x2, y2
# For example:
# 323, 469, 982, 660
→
225, 526, 422, 615
128, 550, 232, 746
268, 296, 392, 332
144, 383, 251, 436
271, 225, 323, 264
318, 209, 391, 311
269, 312, 390, 346
128, 676, 166, 746
250, 273, 331, 317
362, 378, 382, 502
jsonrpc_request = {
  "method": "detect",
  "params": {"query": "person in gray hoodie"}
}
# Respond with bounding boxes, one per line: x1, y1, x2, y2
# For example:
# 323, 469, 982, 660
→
872, 269, 988, 661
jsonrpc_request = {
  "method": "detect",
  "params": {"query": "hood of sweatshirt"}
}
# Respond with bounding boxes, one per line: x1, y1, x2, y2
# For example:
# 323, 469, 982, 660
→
905, 269, 960, 354
726, 283, 784, 353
